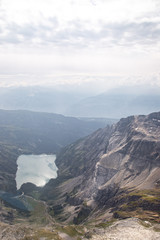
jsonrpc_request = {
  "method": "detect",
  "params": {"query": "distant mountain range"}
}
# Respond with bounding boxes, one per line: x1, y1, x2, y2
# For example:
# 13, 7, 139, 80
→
0, 85, 159, 118
67, 86, 160, 118
0, 86, 85, 114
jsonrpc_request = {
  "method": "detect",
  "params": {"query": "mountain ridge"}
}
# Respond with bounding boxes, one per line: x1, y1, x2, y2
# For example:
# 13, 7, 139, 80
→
41, 111, 160, 224
0, 86, 160, 118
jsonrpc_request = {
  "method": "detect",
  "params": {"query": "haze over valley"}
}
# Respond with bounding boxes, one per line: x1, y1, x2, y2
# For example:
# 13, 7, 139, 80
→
0, 85, 159, 119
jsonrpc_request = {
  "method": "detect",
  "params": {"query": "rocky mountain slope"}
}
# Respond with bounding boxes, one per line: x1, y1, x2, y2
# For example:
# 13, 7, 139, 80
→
41, 112, 160, 224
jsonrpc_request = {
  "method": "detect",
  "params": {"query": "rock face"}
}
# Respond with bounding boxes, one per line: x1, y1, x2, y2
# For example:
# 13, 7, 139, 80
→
41, 112, 160, 223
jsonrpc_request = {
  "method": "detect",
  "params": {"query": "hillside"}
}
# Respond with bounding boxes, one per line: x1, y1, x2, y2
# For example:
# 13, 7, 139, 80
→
0, 109, 111, 153
41, 111, 160, 224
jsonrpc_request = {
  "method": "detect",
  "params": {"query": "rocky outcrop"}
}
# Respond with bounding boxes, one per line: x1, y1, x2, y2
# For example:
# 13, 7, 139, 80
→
90, 218, 160, 240
41, 112, 160, 223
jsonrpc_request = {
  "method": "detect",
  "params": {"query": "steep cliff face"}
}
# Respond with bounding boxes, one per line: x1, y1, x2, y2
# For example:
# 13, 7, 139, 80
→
95, 113, 160, 191
41, 112, 160, 223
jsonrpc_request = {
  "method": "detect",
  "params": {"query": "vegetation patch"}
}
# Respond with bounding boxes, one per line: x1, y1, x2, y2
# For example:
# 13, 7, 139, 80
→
22, 228, 61, 240
95, 219, 116, 228
57, 225, 84, 237
112, 189, 160, 223
20, 196, 50, 225
139, 219, 152, 228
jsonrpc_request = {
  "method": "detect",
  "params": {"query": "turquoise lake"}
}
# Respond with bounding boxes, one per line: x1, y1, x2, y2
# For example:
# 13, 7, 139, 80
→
16, 154, 58, 189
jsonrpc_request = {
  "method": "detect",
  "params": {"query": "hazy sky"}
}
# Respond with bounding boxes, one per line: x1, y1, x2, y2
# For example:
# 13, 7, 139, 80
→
0, 0, 160, 91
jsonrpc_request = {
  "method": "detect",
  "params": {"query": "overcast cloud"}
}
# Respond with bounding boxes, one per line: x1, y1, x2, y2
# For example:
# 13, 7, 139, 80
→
0, 0, 160, 91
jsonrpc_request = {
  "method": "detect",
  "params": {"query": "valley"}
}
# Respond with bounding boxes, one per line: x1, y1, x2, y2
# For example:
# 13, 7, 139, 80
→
0, 109, 110, 193
0, 110, 160, 239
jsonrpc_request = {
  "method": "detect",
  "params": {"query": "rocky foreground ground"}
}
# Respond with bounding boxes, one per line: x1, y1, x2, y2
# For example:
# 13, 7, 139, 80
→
0, 218, 160, 240
90, 218, 160, 240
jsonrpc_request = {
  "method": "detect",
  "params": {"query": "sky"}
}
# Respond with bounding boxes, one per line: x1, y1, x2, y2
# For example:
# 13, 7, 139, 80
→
0, 0, 160, 92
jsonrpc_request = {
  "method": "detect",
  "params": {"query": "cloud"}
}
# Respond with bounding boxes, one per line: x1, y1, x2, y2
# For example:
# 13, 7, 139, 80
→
0, 0, 159, 50
101, 21, 160, 46
0, 0, 159, 90
0, 73, 159, 91
0, 18, 159, 50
